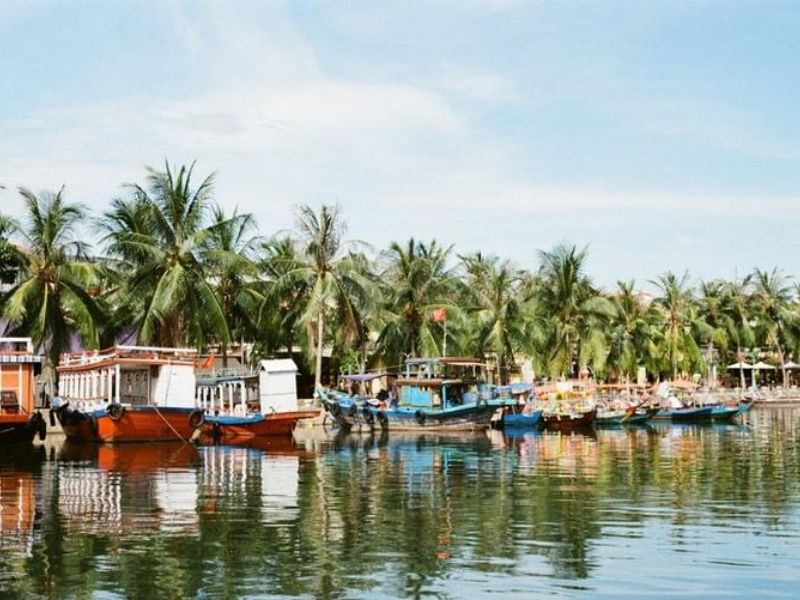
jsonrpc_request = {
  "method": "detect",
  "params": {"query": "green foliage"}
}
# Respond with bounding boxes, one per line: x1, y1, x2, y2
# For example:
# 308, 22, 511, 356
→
1, 187, 104, 375
3, 163, 798, 384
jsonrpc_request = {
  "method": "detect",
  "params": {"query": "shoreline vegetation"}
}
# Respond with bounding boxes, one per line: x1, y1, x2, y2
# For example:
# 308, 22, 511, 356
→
1, 161, 799, 391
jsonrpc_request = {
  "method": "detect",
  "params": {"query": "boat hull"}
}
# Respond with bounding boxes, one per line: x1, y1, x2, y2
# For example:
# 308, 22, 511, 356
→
542, 408, 597, 431
203, 410, 320, 440
653, 406, 714, 422
595, 408, 656, 426
501, 410, 543, 429
55, 405, 198, 443
327, 401, 500, 432
0, 414, 41, 444
370, 404, 497, 432
710, 402, 754, 421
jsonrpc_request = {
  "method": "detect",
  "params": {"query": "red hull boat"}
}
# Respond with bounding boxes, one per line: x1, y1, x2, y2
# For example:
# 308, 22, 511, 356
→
0, 338, 46, 445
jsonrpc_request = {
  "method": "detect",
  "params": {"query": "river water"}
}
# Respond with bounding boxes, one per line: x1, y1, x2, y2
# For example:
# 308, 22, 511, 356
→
1, 406, 799, 599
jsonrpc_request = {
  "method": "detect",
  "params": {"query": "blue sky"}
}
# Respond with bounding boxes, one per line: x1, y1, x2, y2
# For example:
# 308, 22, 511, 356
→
1, 1, 798, 289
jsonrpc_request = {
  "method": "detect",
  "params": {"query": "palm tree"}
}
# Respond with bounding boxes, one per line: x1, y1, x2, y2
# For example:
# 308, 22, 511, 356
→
2, 187, 105, 379
606, 281, 658, 381
650, 271, 709, 379
257, 236, 308, 358
720, 275, 756, 387
460, 253, 527, 384
266, 205, 374, 390
750, 268, 794, 385
101, 161, 229, 347
204, 206, 262, 361
0, 212, 22, 285
375, 238, 461, 364
533, 244, 612, 377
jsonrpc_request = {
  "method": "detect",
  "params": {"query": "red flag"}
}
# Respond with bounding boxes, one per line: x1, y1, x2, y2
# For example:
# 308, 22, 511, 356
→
432, 308, 447, 322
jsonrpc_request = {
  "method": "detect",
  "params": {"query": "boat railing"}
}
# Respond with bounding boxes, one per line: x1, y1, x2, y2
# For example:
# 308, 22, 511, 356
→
196, 366, 257, 383
0, 337, 35, 354
60, 345, 198, 367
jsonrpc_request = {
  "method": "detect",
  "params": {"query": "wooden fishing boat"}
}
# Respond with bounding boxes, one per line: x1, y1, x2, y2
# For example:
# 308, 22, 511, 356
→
501, 410, 543, 429
53, 346, 201, 443
321, 358, 512, 432
198, 358, 319, 442
541, 407, 597, 431
594, 407, 657, 426
318, 388, 368, 430
0, 338, 46, 445
709, 401, 754, 421
652, 406, 714, 422
532, 379, 598, 431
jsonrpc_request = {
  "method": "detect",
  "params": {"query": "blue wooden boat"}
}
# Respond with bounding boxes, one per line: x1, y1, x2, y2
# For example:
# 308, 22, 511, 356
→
595, 408, 656, 426
321, 358, 514, 432
652, 406, 714, 422
709, 401, 754, 421
501, 410, 543, 429
317, 389, 371, 430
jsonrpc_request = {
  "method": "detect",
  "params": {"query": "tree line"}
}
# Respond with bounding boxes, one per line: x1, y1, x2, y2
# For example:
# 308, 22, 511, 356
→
1, 161, 798, 388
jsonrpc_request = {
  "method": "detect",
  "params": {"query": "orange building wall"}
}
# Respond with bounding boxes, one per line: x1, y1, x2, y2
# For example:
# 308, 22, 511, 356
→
0, 364, 35, 413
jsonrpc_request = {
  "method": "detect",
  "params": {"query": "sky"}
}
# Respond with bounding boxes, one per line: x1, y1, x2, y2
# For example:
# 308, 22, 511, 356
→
0, 0, 798, 289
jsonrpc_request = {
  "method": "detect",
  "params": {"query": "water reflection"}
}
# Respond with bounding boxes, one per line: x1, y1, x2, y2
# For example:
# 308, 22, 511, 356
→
0, 407, 799, 598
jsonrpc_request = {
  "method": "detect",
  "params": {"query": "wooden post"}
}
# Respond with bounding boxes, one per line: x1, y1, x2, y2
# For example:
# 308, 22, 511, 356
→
115, 364, 121, 404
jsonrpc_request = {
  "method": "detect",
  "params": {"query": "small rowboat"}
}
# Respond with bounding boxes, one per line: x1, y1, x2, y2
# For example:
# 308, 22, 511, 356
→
652, 406, 714, 422
501, 410, 543, 429
709, 401, 754, 421
595, 407, 656, 426
541, 407, 597, 431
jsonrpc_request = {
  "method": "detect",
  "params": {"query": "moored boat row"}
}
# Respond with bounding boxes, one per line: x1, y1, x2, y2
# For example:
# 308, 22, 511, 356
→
50, 346, 318, 444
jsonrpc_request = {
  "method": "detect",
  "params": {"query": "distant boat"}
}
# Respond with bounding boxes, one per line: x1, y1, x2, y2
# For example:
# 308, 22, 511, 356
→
652, 406, 714, 422
320, 357, 512, 432
709, 401, 754, 421
533, 380, 597, 431
594, 407, 657, 426
501, 410, 543, 429
541, 407, 597, 431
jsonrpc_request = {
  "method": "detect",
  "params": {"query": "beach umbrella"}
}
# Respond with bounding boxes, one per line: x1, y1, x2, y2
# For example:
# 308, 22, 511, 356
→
782, 361, 800, 387
727, 361, 753, 390
750, 361, 776, 389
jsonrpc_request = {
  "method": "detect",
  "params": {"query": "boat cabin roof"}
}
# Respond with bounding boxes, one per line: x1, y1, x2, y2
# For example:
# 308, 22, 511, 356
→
0, 338, 42, 365
58, 345, 197, 372
404, 356, 487, 368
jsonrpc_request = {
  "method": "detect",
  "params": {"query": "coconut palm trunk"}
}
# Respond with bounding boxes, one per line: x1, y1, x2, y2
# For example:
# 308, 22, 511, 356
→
315, 311, 324, 391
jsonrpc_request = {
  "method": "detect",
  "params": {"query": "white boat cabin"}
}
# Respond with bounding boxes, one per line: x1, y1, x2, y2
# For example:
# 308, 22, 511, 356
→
58, 346, 198, 411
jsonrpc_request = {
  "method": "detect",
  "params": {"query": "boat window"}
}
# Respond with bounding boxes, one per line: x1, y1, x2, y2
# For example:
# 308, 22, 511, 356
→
0, 390, 19, 413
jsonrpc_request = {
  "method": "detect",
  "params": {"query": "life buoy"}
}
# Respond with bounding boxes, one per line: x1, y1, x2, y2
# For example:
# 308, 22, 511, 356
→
377, 411, 388, 428
108, 403, 125, 421
415, 410, 426, 426
188, 409, 205, 428
362, 406, 374, 425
